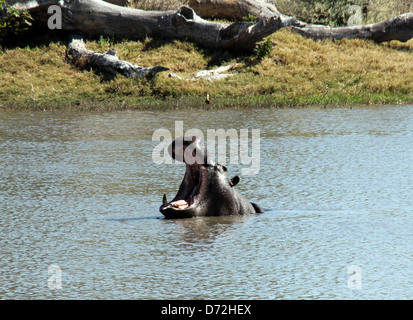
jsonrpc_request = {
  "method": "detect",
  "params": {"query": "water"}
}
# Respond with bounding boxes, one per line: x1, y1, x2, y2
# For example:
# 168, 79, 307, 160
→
0, 106, 412, 299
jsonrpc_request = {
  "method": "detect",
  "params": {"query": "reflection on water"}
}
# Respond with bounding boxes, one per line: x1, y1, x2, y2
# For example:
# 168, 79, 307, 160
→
0, 106, 412, 299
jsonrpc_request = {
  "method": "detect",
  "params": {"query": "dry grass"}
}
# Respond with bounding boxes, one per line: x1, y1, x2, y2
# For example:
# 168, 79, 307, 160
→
1, 26, 413, 110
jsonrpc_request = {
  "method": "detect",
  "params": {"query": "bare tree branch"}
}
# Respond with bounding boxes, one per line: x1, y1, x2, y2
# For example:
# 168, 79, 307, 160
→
67, 35, 168, 78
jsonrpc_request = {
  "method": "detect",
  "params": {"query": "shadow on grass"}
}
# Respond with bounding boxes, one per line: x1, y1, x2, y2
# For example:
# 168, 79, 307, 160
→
140, 35, 262, 68
382, 42, 413, 53
0, 26, 65, 50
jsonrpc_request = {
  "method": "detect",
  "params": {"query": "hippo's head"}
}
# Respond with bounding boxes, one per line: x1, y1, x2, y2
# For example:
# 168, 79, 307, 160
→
159, 136, 241, 218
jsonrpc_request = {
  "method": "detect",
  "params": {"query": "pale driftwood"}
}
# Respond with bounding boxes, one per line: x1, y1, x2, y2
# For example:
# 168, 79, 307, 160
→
169, 64, 240, 81
67, 35, 168, 78
188, 0, 279, 21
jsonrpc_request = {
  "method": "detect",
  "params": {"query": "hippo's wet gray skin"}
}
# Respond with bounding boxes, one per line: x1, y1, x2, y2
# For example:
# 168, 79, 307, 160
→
160, 136, 264, 219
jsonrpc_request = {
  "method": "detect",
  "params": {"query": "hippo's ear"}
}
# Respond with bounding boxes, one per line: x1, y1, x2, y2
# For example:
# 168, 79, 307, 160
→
230, 175, 240, 187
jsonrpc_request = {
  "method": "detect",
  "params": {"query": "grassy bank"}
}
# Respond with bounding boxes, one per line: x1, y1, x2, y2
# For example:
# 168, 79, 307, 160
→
1, 28, 413, 110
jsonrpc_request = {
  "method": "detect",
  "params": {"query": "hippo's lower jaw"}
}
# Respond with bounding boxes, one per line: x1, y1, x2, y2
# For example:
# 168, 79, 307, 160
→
160, 194, 198, 219
159, 205, 196, 219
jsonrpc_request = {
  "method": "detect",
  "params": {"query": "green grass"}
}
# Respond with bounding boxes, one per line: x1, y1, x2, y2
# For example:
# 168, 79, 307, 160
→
1, 28, 413, 110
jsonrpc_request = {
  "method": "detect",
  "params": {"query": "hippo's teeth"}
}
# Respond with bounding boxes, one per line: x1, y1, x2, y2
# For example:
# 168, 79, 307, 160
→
170, 200, 189, 209
163, 194, 168, 207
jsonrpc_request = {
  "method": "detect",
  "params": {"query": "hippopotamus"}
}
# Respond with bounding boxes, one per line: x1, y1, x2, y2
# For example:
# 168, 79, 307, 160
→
159, 136, 264, 219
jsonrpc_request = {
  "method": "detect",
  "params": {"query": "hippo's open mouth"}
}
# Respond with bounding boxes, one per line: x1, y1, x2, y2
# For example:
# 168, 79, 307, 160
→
160, 163, 204, 218
159, 135, 263, 218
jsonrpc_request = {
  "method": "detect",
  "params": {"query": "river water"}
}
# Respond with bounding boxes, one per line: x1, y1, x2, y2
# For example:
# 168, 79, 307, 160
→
0, 106, 412, 299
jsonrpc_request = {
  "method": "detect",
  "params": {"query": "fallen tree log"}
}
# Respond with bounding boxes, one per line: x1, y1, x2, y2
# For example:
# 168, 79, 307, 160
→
7, 0, 301, 52
8, 0, 413, 49
67, 35, 168, 78
291, 13, 413, 43
186, 0, 413, 43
